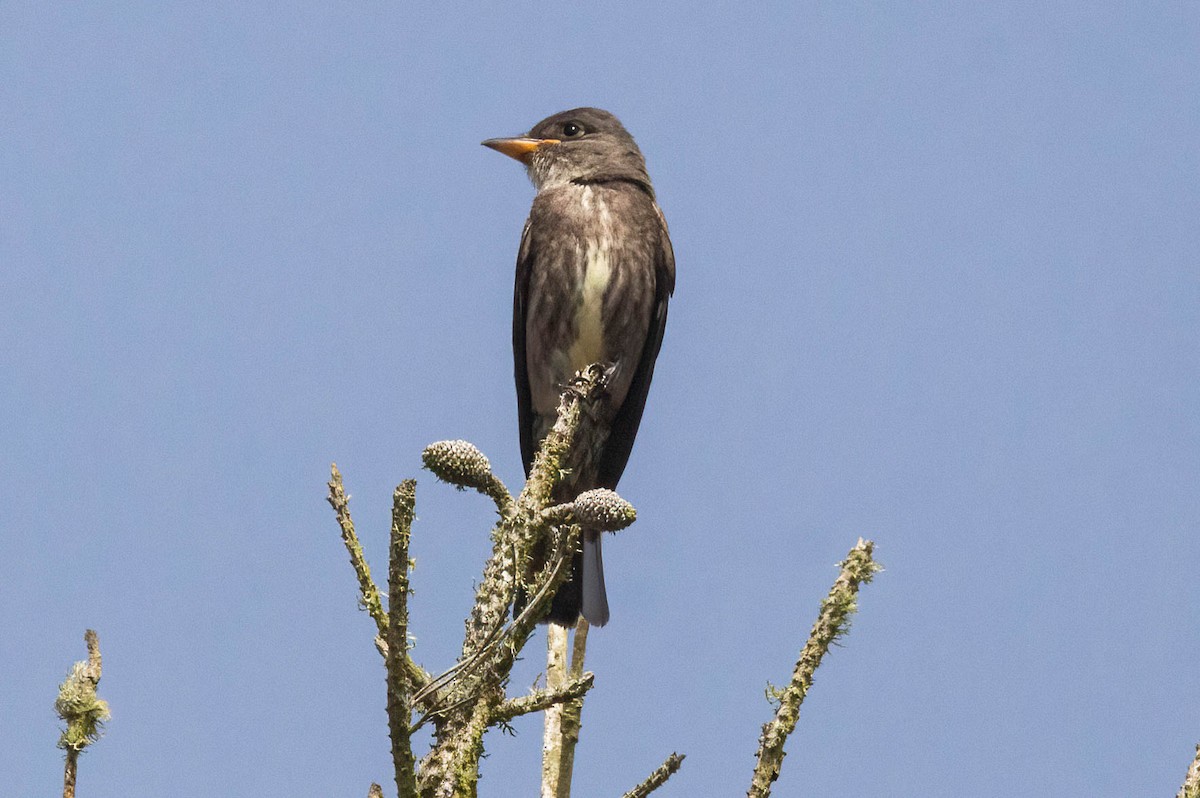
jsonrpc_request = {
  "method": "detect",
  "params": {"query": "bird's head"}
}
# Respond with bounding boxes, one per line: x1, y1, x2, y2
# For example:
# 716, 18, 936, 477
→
483, 107, 653, 196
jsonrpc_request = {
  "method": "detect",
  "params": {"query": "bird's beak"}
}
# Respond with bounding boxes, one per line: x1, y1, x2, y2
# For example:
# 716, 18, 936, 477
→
481, 137, 561, 163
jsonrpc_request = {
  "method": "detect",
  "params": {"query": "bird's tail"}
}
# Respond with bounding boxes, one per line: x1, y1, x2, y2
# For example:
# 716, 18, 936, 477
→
530, 529, 609, 627
580, 531, 609, 627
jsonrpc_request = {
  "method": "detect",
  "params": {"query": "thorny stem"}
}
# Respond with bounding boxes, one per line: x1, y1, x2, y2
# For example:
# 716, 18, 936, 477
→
621, 753, 686, 798
416, 367, 610, 798
493, 673, 595, 725
388, 481, 420, 798
327, 465, 388, 636
1179, 743, 1200, 798
746, 539, 880, 798
328, 466, 434, 703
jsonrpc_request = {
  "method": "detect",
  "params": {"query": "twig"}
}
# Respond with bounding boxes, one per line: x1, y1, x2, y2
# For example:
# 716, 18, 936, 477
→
621, 753, 686, 798
56, 630, 109, 798
492, 673, 595, 724
1179, 743, 1200, 798
387, 480, 419, 798
327, 464, 388, 636
746, 539, 880, 798
328, 465, 435, 708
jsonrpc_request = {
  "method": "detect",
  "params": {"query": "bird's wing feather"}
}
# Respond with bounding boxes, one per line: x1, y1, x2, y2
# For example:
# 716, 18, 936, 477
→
514, 218, 537, 476
597, 203, 675, 488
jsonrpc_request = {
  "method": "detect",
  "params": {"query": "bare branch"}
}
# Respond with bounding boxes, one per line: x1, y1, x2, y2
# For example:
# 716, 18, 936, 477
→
542, 618, 592, 798
542, 624, 571, 798
746, 539, 881, 798
569, 619, 589, 681
621, 753, 686, 798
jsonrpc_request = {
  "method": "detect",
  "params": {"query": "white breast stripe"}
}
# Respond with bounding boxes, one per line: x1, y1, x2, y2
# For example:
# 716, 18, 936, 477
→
569, 235, 611, 370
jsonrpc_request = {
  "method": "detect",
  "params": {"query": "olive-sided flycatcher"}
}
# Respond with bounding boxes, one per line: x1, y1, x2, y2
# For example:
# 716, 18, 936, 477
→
483, 108, 675, 627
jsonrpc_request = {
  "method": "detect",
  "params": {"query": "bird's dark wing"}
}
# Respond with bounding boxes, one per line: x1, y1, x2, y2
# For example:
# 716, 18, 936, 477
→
513, 218, 538, 477
597, 203, 675, 489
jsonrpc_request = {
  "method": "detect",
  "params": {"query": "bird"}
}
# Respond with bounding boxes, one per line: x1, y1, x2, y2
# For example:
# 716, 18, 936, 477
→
483, 108, 675, 627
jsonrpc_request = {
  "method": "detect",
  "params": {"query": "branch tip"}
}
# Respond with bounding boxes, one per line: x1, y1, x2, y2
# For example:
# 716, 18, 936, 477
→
746, 539, 880, 798
327, 468, 388, 638
57, 629, 109, 798
1179, 742, 1200, 798
621, 752, 686, 798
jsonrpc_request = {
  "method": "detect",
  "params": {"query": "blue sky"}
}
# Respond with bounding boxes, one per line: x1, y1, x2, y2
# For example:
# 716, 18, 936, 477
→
2, 3, 1197, 796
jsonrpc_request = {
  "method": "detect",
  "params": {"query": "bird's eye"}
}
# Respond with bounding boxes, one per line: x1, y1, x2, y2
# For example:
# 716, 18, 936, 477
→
562, 122, 585, 137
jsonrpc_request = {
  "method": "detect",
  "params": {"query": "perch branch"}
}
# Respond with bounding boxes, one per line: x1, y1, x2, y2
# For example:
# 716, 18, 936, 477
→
416, 366, 610, 798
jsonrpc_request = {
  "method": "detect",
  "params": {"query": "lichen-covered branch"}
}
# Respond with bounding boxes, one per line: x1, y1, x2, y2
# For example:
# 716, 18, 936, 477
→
387, 480, 419, 798
746, 539, 880, 798
417, 686, 504, 798
621, 753, 686, 798
421, 367, 607, 698
329, 366, 625, 797
327, 464, 388, 635
56, 629, 109, 798
326, 376, 886, 798
412, 366, 611, 798
459, 369, 597, 661
328, 466, 434, 704
1179, 743, 1200, 798
492, 672, 594, 725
